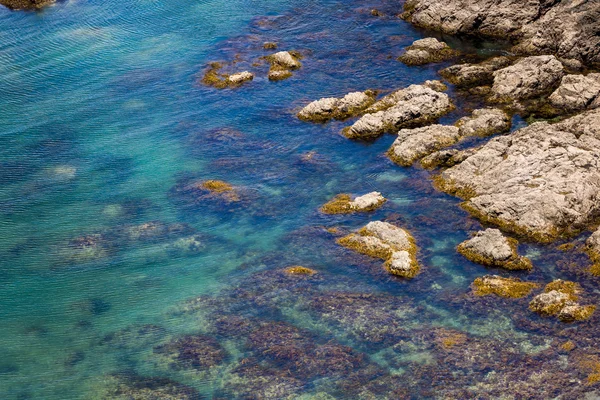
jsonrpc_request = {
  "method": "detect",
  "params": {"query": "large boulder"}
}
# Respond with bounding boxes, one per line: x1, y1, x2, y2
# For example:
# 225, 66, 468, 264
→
297, 91, 377, 122
437, 108, 600, 242
398, 37, 458, 66
490, 55, 564, 101
549, 73, 600, 112
457, 228, 532, 270
343, 85, 453, 140
387, 125, 461, 166
401, 0, 600, 66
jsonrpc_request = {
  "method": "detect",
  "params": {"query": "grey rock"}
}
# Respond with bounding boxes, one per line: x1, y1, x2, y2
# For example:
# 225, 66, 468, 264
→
420, 147, 478, 169
549, 73, 600, 112
457, 228, 532, 270
298, 91, 376, 122
398, 37, 458, 66
440, 57, 512, 87
387, 125, 462, 166
456, 108, 511, 137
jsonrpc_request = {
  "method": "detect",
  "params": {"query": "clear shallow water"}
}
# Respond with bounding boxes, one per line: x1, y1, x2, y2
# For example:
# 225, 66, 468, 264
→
1, 0, 599, 398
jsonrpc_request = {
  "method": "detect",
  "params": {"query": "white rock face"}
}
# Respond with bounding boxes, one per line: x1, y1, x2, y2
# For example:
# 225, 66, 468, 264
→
491, 55, 564, 101
297, 91, 375, 122
270, 51, 302, 69
456, 108, 511, 137
549, 73, 600, 112
350, 192, 385, 211
440, 108, 600, 241
344, 85, 453, 139
227, 71, 254, 84
388, 125, 461, 166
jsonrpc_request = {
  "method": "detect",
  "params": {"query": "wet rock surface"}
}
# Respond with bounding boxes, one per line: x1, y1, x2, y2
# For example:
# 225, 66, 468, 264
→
437, 108, 600, 242
458, 228, 532, 270
472, 275, 539, 298
398, 37, 458, 66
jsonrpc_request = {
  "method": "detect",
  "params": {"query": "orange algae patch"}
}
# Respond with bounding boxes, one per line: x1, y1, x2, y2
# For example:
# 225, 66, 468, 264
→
560, 341, 576, 352
472, 275, 539, 298
201, 180, 234, 193
285, 266, 317, 275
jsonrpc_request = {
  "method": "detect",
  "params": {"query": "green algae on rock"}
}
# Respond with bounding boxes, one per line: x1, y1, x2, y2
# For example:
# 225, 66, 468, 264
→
320, 192, 386, 214
398, 37, 459, 66
458, 229, 532, 271
472, 275, 539, 298
337, 221, 419, 278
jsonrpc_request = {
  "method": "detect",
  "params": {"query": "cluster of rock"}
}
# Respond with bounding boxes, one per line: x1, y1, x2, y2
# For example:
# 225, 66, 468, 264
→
457, 228, 532, 271
436, 108, 600, 242
201, 51, 302, 89
529, 280, 596, 322
320, 192, 386, 214
337, 221, 419, 278
398, 37, 458, 66
401, 0, 600, 66
387, 107, 510, 166
297, 90, 377, 122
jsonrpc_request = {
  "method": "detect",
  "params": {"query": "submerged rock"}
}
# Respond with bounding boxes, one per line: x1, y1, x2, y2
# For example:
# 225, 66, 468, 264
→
387, 125, 461, 167
490, 55, 564, 102
171, 178, 242, 205
284, 265, 317, 275
455, 108, 511, 137
529, 280, 595, 322
401, 0, 600, 66
337, 221, 419, 278
398, 37, 458, 66
320, 192, 386, 214
472, 275, 539, 298
549, 73, 600, 112
297, 90, 377, 122
154, 335, 227, 371
343, 85, 453, 140
440, 57, 512, 87
97, 374, 200, 400
436, 108, 600, 242
457, 229, 532, 271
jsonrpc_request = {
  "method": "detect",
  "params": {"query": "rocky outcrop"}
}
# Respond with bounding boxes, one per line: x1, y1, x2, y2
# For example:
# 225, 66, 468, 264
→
267, 51, 302, 81
529, 280, 595, 322
401, 0, 600, 66
202, 63, 254, 89
437, 108, 600, 242
490, 55, 564, 102
0, 0, 52, 9
298, 91, 377, 122
343, 85, 453, 140
457, 228, 532, 270
549, 73, 600, 112
455, 108, 511, 137
398, 37, 458, 66
337, 221, 419, 278
440, 57, 512, 87
320, 192, 386, 214
472, 275, 539, 298
387, 125, 461, 166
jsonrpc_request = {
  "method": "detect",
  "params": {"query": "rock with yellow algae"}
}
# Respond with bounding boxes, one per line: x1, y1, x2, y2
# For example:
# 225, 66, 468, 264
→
457, 228, 532, 271
472, 275, 539, 298
321, 192, 386, 214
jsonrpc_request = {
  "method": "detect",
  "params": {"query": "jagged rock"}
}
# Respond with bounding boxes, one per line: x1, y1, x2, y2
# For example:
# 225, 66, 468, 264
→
456, 108, 511, 137
298, 91, 376, 122
490, 55, 564, 101
387, 125, 461, 166
0, 0, 52, 9
398, 37, 458, 66
472, 275, 539, 298
401, 0, 600, 66
343, 85, 453, 139
437, 108, 600, 242
321, 192, 386, 214
226, 71, 254, 85
457, 228, 532, 270
420, 147, 478, 169
440, 57, 512, 87
337, 221, 419, 278
549, 73, 600, 112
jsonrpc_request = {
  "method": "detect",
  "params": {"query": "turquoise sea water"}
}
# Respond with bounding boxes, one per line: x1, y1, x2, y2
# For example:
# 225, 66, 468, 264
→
1, 0, 599, 398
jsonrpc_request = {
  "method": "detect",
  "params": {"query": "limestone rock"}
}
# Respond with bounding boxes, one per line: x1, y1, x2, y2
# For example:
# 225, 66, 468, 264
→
268, 69, 293, 81
387, 125, 461, 167
457, 228, 532, 270
343, 85, 453, 139
423, 80, 448, 92
437, 108, 600, 242
298, 91, 376, 122
456, 108, 511, 137
440, 57, 512, 87
490, 55, 564, 101
337, 221, 419, 278
549, 74, 600, 112
398, 37, 458, 66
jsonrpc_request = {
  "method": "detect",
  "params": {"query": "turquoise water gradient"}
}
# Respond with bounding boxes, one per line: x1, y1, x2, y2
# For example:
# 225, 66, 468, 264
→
0, 0, 596, 398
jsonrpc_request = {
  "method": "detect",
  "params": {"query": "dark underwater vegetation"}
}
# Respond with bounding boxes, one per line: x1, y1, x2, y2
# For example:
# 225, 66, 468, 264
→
1, 0, 599, 398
